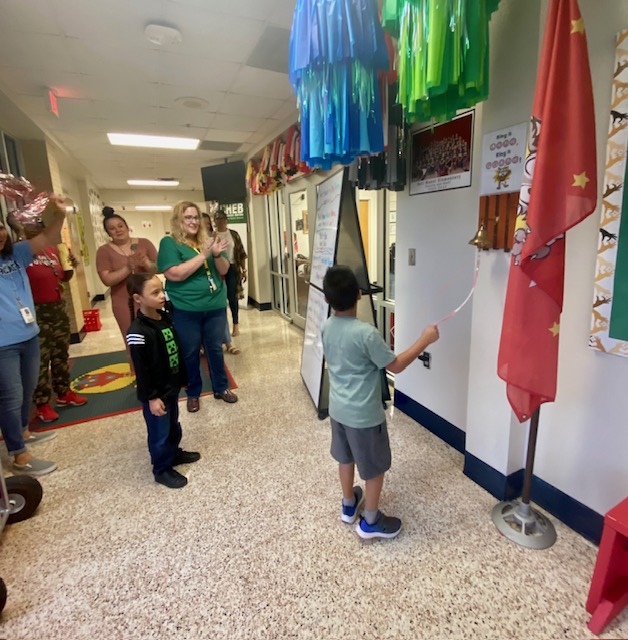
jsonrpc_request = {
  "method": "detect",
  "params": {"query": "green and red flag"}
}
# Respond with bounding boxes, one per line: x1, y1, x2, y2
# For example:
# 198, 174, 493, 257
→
497, 0, 597, 422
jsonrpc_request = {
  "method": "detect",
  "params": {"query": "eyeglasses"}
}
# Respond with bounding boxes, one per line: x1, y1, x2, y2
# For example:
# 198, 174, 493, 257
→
183, 215, 200, 222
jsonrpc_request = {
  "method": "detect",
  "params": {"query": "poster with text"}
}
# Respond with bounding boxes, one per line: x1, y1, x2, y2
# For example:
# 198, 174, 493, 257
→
480, 123, 527, 196
410, 111, 474, 195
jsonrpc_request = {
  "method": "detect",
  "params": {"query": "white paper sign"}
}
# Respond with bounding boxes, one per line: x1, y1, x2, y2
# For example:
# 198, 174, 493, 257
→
300, 287, 329, 407
480, 123, 527, 196
309, 170, 343, 290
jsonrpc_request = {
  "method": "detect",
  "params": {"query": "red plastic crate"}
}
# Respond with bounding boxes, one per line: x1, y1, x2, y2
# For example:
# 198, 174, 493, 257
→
82, 309, 102, 332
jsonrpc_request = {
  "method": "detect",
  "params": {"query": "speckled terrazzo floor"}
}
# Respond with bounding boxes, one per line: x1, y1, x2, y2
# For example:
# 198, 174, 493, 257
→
0, 302, 625, 640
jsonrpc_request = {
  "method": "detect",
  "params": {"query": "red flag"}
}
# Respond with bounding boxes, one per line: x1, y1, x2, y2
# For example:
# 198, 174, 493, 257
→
497, 0, 597, 422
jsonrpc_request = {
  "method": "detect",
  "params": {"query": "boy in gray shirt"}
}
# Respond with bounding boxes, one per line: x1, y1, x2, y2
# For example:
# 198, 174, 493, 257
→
322, 266, 439, 539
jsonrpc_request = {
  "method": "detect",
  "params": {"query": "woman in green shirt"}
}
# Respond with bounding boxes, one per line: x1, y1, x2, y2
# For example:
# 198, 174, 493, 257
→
157, 201, 238, 412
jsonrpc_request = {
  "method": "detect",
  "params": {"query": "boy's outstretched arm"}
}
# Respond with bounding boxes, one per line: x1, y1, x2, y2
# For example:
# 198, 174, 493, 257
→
386, 324, 440, 374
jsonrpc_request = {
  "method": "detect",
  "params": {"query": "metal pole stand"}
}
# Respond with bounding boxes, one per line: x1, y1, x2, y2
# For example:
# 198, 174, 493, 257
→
491, 408, 557, 550
492, 499, 556, 549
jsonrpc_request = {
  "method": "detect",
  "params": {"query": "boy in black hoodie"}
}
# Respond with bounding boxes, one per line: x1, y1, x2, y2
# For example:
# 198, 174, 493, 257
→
126, 273, 200, 489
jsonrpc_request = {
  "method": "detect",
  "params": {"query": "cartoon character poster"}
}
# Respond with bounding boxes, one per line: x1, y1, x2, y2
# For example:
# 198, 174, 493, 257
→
480, 123, 527, 196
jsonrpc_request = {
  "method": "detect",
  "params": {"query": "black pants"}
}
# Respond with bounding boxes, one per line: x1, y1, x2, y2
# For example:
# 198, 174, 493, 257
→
225, 264, 239, 325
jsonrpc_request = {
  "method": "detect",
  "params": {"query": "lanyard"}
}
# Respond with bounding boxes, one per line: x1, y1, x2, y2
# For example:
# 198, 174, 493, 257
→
192, 248, 217, 292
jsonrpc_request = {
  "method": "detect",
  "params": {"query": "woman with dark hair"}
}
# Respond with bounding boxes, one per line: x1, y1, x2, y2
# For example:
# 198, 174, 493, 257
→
157, 200, 237, 413
0, 196, 67, 476
213, 209, 247, 337
96, 206, 158, 345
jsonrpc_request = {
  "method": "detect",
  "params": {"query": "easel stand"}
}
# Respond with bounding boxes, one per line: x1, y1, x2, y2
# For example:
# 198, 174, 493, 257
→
492, 409, 557, 549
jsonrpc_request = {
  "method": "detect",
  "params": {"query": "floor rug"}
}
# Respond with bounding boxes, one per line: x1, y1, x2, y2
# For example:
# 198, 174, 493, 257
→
29, 350, 237, 431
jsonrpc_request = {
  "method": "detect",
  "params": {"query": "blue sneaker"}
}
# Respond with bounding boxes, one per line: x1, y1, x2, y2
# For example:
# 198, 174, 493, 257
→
341, 486, 364, 524
356, 511, 402, 540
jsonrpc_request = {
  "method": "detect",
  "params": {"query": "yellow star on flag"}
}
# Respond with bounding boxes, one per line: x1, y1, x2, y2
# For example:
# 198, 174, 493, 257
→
549, 322, 560, 337
571, 18, 585, 34
573, 172, 590, 189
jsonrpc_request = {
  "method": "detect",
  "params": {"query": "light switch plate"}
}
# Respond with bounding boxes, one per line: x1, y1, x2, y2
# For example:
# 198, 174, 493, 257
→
408, 248, 416, 266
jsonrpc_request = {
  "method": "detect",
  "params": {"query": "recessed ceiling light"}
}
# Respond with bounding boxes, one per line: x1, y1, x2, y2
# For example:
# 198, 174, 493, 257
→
107, 133, 199, 150
174, 96, 210, 110
135, 205, 173, 211
127, 179, 180, 187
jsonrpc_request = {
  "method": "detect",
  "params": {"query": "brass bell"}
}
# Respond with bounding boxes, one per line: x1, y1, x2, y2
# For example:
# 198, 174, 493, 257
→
468, 223, 490, 250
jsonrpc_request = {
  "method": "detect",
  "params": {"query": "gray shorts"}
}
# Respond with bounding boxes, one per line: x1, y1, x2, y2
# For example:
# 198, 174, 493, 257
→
330, 418, 391, 481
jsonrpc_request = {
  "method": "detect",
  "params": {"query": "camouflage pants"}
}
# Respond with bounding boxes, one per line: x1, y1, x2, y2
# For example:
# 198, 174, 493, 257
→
34, 301, 71, 406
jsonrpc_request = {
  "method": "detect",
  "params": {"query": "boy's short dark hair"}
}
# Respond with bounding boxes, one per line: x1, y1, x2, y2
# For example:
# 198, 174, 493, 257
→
323, 266, 359, 311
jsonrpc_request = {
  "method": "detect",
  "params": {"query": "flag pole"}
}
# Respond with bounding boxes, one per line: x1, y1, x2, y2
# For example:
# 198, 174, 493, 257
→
491, 408, 557, 549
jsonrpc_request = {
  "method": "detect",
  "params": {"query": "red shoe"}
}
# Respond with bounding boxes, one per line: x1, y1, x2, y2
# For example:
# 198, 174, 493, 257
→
36, 403, 59, 423
56, 390, 88, 407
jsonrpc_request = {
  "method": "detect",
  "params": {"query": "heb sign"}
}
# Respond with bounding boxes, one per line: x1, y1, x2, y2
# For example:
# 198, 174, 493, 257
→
219, 201, 247, 224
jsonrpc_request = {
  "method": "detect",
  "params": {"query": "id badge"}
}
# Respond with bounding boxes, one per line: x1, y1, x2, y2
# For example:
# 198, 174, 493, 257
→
207, 274, 217, 292
20, 306, 35, 324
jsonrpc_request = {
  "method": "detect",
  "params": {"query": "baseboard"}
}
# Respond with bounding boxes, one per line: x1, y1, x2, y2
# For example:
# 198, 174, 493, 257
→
531, 476, 604, 544
396, 390, 604, 544
394, 389, 465, 453
70, 327, 86, 344
248, 296, 272, 311
463, 452, 524, 501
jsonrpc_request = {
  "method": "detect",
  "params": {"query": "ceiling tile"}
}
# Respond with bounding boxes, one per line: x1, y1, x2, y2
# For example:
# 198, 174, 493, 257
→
211, 113, 265, 133
157, 52, 240, 90
162, 5, 265, 64
2, 0, 64, 35
229, 66, 293, 100
220, 93, 285, 119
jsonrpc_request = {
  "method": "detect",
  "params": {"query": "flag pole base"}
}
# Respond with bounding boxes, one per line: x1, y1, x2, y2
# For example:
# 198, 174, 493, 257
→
492, 499, 557, 550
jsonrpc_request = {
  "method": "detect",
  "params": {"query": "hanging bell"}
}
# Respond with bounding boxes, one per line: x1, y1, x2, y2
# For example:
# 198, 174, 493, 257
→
468, 223, 490, 250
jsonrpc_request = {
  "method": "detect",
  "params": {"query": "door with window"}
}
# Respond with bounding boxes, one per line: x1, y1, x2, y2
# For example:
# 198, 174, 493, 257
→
288, 188, 310, 329
267, 191, 291, 318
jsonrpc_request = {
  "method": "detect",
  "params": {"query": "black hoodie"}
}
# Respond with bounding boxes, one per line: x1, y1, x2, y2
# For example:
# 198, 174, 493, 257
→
126, 310, 188, 403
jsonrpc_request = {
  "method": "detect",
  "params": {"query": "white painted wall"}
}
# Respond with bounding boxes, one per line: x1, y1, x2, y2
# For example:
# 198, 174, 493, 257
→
397, 0, 628, 517
394, 108, 482, 430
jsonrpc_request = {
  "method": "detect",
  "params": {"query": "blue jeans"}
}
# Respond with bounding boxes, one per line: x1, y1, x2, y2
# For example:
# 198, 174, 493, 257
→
142, 396, 182, 475
172, 307, 229, 398
0, 336, 40, 455
225, 264, 239, 325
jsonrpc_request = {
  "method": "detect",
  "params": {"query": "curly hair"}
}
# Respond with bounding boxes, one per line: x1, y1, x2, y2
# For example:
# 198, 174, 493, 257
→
0, 223, 13, 258
169, 201, 209, 247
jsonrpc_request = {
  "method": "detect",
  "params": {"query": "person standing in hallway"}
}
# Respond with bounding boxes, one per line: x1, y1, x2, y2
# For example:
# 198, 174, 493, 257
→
96, 207, 158, 347
213, 209, 247, 337
321, 266, 439, 540
201, 212, 240, 355
158, 201, 237, 414
0, 196, 68, 477
126, 273, 200, 489
23, 221, 87, 423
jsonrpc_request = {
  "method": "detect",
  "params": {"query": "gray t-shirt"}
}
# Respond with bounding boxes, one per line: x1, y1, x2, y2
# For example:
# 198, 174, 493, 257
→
322, 315, 395, 428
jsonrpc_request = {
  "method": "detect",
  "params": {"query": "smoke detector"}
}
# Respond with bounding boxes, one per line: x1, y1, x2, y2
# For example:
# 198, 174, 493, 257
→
145, 24, 182, 47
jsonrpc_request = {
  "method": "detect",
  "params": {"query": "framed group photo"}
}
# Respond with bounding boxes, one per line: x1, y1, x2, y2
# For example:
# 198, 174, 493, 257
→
410, 110, 474, 195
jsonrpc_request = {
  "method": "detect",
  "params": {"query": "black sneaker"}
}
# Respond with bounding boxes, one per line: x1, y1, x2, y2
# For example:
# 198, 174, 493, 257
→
154, 468, 188, 489
356, 511, 402, 540
173, 450, 201, 465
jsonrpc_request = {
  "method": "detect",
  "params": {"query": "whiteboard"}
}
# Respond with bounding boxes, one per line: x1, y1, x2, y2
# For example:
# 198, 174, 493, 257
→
300, 287, 329, 408
309, 170, 344, 290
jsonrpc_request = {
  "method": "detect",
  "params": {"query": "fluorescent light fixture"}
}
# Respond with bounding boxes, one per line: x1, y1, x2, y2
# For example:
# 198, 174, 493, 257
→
127, 179, 180, 187
107, 133, 199, 150
135, 205, 173, 211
